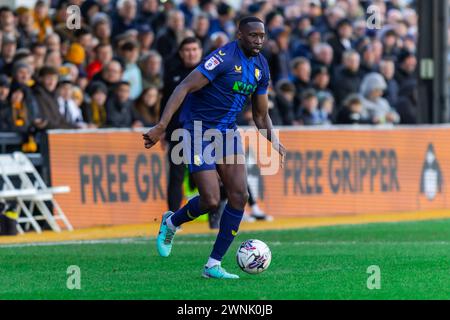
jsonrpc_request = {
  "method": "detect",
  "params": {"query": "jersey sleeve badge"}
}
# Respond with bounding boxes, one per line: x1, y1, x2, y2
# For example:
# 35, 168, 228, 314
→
205, 56, 221, 70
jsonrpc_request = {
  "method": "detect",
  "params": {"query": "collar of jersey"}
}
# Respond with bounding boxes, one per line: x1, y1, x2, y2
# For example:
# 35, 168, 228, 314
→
235, 41, 255, 63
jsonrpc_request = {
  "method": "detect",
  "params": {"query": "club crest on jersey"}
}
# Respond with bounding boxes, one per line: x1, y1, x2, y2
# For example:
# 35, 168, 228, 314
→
205, 56, 220, 70
234, 65, 242, 73
255, 68, 262, 81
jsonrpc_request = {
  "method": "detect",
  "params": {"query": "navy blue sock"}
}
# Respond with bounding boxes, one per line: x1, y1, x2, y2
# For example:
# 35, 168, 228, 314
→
210, 204, 244, 261
171, 196, 207, 227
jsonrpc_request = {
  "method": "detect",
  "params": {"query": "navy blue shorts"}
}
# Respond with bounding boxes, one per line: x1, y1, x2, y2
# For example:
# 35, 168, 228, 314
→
181, 127, 244, 173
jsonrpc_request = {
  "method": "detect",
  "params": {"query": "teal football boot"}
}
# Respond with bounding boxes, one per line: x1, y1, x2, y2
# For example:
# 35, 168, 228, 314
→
202, 265, 239, 279
156, 211, 177, 257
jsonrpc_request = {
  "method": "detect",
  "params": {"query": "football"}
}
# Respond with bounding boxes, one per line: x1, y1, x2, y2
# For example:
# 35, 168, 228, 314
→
236, 239, 272, 274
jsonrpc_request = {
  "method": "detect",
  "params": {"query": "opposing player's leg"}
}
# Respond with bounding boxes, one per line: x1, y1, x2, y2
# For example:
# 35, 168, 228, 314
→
157, 169, 220, 257
202, 155, 248, 279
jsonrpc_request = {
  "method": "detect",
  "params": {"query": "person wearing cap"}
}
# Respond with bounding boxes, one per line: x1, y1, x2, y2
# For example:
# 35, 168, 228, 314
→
82, 81, 109, 128
119, 40, 143, 100
0, 34, 17, 76
328, 17, 355, 66
33, 66, 78, 130
137, 23, 155, 55
105, 80, 143, 128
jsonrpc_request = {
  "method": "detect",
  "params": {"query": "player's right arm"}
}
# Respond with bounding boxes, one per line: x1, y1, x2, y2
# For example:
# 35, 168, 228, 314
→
143, 70, 209, 149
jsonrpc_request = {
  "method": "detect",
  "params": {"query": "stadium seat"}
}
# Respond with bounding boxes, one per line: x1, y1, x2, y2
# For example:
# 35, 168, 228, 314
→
0, 153, 73, 234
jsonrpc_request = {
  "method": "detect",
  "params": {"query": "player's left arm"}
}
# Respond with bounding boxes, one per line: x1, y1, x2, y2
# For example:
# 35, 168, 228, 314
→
251, 93, 286, 167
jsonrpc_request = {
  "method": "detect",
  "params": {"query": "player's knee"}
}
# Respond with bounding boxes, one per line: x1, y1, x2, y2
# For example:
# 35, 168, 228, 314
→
201, 193, 220, 211
228, 190, 249, 210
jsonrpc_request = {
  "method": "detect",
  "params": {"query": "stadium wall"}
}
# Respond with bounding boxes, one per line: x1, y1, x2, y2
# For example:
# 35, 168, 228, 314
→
48, 126, 450, 228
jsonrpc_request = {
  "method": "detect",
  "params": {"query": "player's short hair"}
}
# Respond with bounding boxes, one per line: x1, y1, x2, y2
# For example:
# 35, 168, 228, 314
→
238, 16, 264, 30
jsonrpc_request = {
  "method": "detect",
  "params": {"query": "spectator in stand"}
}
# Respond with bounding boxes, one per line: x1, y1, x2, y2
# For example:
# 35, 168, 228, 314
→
293, 28, 321, 61
16, 7, 38, 49
328, 18, 354, 66
209, 2, 236, 38
395, 49, 417, 91
0, 75, 12, 131
112, 0, 138, 37
91, 13, 112, 45
331, 49, 362, 108
336, 93, 372, 124
87, 43, 113, 80
82, 81, 109, 128
296, 89, 329, 126
56, 78, 86, 128
359, 72, 400, 125
137, 24, 155, 55
133, 86, 161, 127
380, 28, 399, 59
33, 66, 77, 130
359, 44, 377, 77
33, 0, 53, 43
91, 59, 124, 94
274, 79, 296, 126
396, 81, 419, 124
155, 10, 186, 58
138, 50, 163, 90
31, 42, 47, 72
0, 34, 17, 77
291, 57, 312, 115
379, 58, 399, 107
105, 80, 142, 128
192, 13, 211, 51
265, 26, 292, 83
119, 40, 143, 100
310, 42, 334, 73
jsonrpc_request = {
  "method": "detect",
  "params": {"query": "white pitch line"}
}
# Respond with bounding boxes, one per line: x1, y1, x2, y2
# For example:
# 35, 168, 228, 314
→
1, 239, 450, 249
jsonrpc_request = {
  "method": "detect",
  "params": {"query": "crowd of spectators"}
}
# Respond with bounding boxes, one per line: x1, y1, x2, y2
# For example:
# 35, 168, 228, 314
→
0, 0, 419, 152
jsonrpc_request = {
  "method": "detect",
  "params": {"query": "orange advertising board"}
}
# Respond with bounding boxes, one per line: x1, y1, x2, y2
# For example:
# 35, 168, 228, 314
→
48, 127, 450, 228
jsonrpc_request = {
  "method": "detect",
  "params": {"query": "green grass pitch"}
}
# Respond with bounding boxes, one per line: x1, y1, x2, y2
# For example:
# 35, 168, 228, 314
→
0, 219, 449, 300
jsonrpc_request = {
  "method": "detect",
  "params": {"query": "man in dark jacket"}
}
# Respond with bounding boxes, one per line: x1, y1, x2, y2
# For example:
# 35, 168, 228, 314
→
105, 80, 142, 128
160, 37, 202, 212
395, 49, 417, 91
33, 66, 77, 130
327, 18, 354, 66
155, 10, 185, 59
331, 49, 362, 108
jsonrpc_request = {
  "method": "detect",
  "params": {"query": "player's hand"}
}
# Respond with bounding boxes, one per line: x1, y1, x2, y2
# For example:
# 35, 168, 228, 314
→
143, 124, 165, 149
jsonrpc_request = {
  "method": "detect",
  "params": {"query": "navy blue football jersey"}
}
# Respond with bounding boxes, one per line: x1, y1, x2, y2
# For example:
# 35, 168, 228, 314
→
179, 40, 270, 131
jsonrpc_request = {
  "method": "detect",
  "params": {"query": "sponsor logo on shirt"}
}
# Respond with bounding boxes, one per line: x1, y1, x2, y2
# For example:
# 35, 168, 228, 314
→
205, 56, 220, 70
